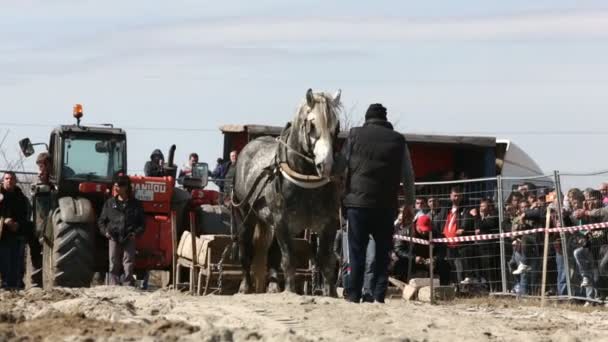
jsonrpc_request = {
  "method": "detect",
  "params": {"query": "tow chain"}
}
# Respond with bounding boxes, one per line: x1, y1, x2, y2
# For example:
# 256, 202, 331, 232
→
216, 244, 232, 294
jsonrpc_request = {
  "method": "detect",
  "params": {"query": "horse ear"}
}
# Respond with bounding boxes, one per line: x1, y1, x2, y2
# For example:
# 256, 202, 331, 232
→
306, 88, 314, 108
332, 89, 342, 105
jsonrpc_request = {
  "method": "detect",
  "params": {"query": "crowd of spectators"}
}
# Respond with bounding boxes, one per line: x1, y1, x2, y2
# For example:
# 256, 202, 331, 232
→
388, 181, 608, 303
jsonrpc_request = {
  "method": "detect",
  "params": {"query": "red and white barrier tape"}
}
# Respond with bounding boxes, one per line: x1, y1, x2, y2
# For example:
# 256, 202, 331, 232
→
394, 221, 608, 245
393, 235, 430, 245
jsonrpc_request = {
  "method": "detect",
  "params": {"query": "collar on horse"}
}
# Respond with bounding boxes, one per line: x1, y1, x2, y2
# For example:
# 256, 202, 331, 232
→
276, 122, 331, 189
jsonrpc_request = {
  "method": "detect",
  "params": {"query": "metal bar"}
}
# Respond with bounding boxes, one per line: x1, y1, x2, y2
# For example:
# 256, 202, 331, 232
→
500, 174, 555, 181
540, 207, 552, 307
558, 170, 608, 177
429, 229, 435, 305
496, 176, 508, 294
171, 210, 178, 291
0, 169, 37, 175
413, 177, 498, 186
554, 170, 573, 299
189, 211, 197, 295
406, 222, 414, 283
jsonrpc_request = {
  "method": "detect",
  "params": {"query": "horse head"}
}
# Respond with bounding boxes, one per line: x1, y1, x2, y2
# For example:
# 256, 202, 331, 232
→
292, 88, 342, 178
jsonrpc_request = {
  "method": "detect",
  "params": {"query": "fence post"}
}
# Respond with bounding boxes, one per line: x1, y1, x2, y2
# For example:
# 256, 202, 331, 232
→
496, 176, 508, 294
171, 210, 178, 291
429, 230, 434, 305
554, 170, 573, 299
540, 207, 552, 307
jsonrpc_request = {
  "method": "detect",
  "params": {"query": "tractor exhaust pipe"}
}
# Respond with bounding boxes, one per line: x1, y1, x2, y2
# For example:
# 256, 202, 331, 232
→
164, 144, 178, 180
167, 144, 176, 167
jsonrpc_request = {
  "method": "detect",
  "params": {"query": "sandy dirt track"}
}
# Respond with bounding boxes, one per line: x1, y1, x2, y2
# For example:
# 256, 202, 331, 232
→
1, 286, 607, 341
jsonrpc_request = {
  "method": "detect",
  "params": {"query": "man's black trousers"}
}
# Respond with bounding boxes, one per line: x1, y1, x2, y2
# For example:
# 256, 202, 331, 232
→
346, 207, 395, 303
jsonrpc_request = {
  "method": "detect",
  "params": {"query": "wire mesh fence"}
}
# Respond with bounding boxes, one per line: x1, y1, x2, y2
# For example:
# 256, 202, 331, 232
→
394, 172, 608, 304
499, 175, 560, 297
412, 178, 502, 292
554, 170, 608, 302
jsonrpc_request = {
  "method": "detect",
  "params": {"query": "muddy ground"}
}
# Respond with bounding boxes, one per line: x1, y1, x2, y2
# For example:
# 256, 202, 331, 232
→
1, 286, 607, 342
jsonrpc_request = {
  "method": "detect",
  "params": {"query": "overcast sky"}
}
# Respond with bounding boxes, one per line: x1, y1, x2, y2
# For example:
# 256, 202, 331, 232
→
1, 0, 607, 190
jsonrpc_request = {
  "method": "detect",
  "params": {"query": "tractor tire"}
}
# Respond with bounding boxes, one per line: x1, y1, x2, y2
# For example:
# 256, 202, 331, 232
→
42, 209, 95, 289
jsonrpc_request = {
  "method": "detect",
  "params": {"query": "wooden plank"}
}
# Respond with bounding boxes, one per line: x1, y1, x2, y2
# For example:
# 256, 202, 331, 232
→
389, 276, 407, 290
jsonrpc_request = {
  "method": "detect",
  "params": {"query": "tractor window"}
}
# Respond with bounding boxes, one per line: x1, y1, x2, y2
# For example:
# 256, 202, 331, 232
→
63, 137, 125, 180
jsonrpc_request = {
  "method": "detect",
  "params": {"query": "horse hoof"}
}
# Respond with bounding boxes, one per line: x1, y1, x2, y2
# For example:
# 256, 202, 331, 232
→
267, 282, 280, 294
239, 281, 252, 294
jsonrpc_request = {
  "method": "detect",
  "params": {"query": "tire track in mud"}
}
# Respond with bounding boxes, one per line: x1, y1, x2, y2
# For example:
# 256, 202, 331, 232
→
211, 301, 309, 339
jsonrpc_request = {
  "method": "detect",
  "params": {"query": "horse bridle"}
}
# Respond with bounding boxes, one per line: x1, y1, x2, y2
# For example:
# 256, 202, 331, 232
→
275, 107, 339, 189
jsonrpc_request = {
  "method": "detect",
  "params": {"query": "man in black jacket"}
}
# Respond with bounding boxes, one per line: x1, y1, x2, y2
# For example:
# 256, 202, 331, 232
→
470, 199, 500, 287
0, 171, 30, 289
98, 175, 145, 286
342, 103, 415, 303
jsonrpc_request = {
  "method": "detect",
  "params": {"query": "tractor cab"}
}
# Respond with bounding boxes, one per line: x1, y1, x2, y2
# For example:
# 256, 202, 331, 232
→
20, 105, 127, 200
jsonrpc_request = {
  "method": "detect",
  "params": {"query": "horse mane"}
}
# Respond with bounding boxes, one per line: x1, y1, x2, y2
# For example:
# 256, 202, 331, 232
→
294, 92, 341, 137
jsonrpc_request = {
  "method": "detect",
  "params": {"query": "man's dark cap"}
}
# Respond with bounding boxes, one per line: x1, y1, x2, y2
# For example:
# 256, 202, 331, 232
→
365, 103, 387, 121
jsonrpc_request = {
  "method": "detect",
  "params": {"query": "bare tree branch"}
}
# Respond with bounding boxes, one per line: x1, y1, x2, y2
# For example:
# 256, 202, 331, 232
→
340, 101, 363, 131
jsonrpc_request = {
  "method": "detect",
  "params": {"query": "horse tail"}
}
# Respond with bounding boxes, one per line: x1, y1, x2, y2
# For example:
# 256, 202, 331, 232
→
251, 222, 273, 293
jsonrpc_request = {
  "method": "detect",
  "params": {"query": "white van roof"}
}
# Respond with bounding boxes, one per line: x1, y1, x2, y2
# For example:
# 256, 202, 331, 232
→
497, 139, 543, 177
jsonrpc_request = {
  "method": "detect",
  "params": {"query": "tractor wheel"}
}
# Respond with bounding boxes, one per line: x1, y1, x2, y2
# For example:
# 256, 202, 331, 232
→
42, 209, 95, 289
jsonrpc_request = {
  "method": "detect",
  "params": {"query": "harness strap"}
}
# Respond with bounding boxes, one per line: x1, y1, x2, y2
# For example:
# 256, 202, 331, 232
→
275, 136, 316, 165
230, 166, 275, 209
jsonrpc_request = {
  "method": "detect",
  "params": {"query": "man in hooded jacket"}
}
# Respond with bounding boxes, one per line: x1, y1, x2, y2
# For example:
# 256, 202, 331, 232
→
144, 149, 164, 177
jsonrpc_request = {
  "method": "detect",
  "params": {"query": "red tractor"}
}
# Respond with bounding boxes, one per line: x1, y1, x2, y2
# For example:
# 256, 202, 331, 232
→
20, 105, 191, 288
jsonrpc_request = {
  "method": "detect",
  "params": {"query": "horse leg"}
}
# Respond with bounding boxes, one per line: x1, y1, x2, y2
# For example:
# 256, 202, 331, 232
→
238, 214, 256, 294
251, 222, 273, 293
266, 237, 282, 293
318, 223, 338, 297
275, 225, 297, 293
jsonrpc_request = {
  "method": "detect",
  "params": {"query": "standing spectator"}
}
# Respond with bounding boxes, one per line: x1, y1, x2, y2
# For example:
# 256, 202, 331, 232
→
427, 197, 442, 233
210, 158, 226, 191
572, 190, 606, 300
98, 175, 145, 286
0, 172, 29, 289
440, 186, 474, 284
600, 182, 608, 207
28, 152, 54, 287
507, 192, 524, 211
144, 149, 164, 177
222, 150, 238, 197
414, 196, 429, 220
510, 201, 537, 281
470, 199, 500, 286
178, 152, 199, 183
342, 103, 415, 303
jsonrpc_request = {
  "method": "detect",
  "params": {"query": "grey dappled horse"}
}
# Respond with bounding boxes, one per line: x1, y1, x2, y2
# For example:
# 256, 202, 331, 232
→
233, 89, 342, 296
